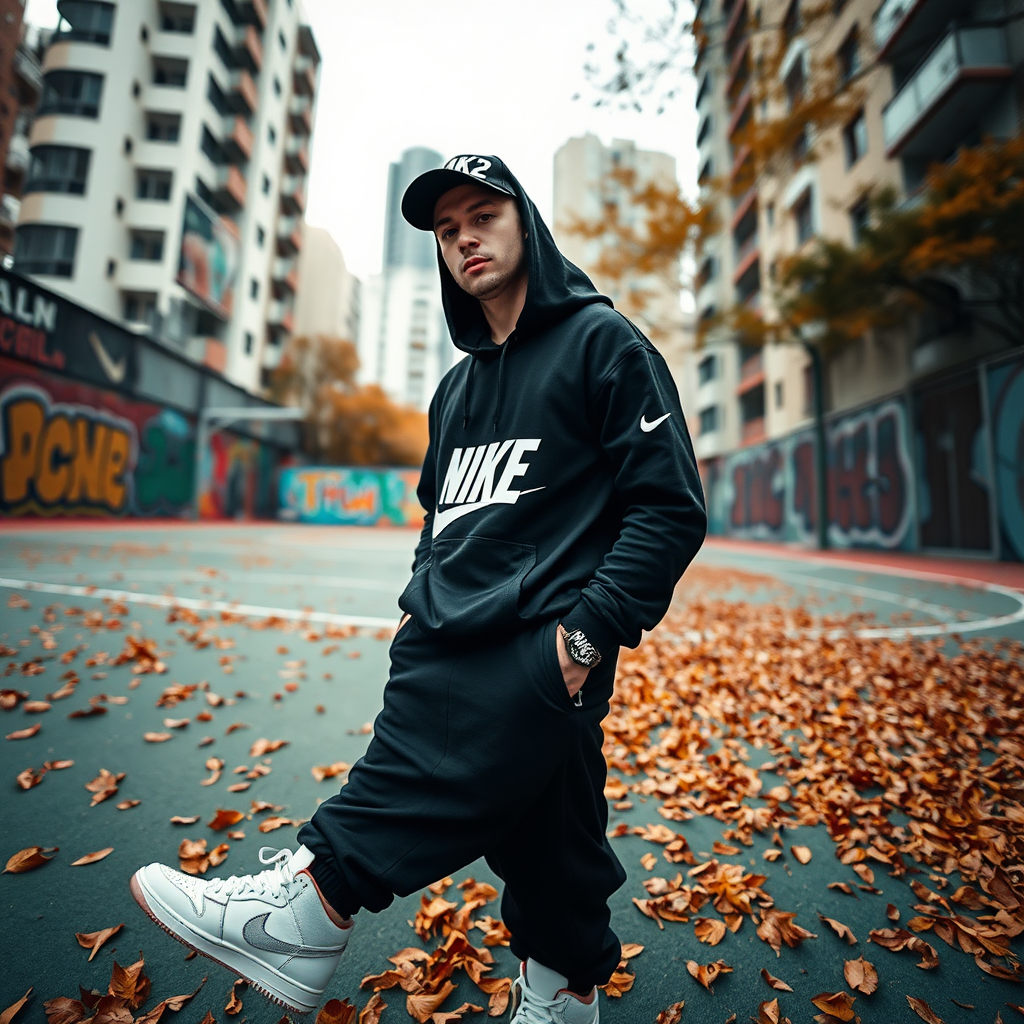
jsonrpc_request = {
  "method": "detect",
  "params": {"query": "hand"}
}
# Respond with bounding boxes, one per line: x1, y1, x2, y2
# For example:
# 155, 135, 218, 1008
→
397, 612, 411, 633
555, 624, 591, 699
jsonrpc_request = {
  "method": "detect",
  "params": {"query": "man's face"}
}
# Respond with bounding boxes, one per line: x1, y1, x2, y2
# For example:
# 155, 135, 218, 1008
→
433, 183, 527, 300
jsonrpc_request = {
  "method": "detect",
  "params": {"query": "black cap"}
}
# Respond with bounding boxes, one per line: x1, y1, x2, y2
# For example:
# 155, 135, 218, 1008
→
401, 154, 517, 231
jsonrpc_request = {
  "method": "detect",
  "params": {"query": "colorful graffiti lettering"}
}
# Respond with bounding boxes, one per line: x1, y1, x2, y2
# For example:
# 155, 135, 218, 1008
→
988, 355, 1024, 561
712, 397, 914, 550
280, 467, 424, 527
0, 384, 136, 515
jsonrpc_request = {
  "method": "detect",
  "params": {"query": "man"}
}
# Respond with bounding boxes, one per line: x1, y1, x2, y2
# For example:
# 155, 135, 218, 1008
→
130, 155, 706, 1021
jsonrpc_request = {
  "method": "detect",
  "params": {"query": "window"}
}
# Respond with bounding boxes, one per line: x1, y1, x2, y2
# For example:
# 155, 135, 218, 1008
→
273, 76, 282, 97
699, 405, 719, 433
774, 380, 784, 408
849, 197, 870, 243
268, 125, 276, 145
244, 331, 254, 355
698, 354, 717, 384
54, 1, 115, 45
794, 190, 814, 245
207, 74, 230, 115
106, 259, 116, 278
843, 110, 868, 167
256, 225, 265, 247
24, 146, 91, 195
698, 158, 714, 185
696, 115, 713, 147
278, 29, 287, 51
201, 125, 224, 164
146, 111, 180, 141
249, 278, 258, 299
838, 28, 860, 85
14, 224, 79, 277
38, 70, 103, 118
262, 173, 270, 195
136, 168, 172, 200
152, 56, 188, 87
123, 292, 157, 325
130, 230, 164, 261
784, 60, 805, 112
782, 0, 800, 42
765, 202, 775, 228
158, 1, 195, 33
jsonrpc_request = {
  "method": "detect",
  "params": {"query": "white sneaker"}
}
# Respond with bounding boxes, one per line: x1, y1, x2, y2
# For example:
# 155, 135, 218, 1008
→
130, 845, 350, 1014
509, 959, 600, 1024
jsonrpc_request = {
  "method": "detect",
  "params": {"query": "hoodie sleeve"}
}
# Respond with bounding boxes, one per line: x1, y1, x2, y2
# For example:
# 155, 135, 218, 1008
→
411, 398, 438, 574
560, 341, 707, 653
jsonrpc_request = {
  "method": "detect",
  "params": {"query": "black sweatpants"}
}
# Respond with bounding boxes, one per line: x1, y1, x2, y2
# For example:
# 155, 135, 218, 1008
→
298, 617, 627, 990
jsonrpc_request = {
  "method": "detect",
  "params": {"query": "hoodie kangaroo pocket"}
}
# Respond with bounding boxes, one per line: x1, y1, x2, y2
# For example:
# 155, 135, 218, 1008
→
398, 536, 537, 637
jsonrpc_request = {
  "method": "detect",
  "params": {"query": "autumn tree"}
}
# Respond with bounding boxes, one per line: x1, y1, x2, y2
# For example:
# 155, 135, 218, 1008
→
269, 335, 428, 468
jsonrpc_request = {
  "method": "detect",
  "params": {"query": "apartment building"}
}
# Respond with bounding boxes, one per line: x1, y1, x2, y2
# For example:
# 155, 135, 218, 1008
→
13, 0, 319, 394
0, 2, 43, 257
690, 0, 1024, 469
359, 146, 451, 411
292, 224, 360, 343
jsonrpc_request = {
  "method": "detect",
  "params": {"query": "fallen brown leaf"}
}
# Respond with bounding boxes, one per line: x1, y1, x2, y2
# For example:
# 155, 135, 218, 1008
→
810, 991, 856, 1021
225, 978, 246, 1016
75, 923, 123, 961
843, 956, 878, 995
208, 808, 245, 831
790, 845, 812, 864
71, 847, 114, 866
686, 959, 732, 991
407, 981, 456, 1023
359, 992, 387, 1024
655, 1002, 684, 1024
6, 723, 40, 740
757, 908, 817, 956
4, 846, 58, 873
143, 732, 173, 743
906, 995, 945, 1024
0, 988, 31, 1024
818, 913, 857, 945
760, 967, 793, 992
694, 917, 727, 946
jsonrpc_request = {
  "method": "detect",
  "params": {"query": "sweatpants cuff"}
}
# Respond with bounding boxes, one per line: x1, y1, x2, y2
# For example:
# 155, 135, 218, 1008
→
301, 833, 359, 920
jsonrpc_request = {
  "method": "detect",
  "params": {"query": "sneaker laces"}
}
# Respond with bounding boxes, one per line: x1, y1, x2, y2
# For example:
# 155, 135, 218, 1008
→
206, 847, 298, 899
513, 978, 566, 1024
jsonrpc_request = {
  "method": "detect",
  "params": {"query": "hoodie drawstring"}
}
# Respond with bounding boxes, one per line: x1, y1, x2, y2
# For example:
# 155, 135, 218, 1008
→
463, 357, 475, 429
463, 334, 513, 434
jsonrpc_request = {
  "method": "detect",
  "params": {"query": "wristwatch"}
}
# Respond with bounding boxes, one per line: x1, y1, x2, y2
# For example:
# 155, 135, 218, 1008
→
559, 624, 602, 668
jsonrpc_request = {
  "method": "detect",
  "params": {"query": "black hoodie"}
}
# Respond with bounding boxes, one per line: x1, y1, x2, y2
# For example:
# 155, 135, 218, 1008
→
398, 166, 707, 657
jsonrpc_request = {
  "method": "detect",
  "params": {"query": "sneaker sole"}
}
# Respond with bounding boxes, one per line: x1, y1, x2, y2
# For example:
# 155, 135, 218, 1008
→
130, 871, 321, 1015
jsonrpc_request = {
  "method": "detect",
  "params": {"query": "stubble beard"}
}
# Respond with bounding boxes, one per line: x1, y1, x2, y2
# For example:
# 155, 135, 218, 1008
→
460, 254, 525, 301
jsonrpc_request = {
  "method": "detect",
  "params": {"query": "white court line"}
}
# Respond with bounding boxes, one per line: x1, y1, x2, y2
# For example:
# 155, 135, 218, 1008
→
0, 568, 399, 591
0, 577, 397, 630
771, 568, 1024, 639
771, 571, 964, 621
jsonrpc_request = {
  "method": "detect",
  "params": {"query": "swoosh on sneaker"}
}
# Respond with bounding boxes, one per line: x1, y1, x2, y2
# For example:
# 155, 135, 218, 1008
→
640, 412, 671, 432
242, 913, 343, 958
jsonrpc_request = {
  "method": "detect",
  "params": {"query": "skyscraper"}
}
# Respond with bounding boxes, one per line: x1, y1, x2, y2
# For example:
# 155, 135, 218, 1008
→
359, 146, 451, 411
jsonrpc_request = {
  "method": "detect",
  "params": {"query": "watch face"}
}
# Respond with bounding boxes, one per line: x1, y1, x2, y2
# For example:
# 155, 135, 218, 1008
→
566, 629, 601, 667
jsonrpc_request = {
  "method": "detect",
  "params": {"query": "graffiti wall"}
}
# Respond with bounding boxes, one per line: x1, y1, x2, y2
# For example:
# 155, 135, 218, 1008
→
988, 354, 1024, 561
279, 467, 424, 528
710, 396, 916, 550
0, 357, 280, 519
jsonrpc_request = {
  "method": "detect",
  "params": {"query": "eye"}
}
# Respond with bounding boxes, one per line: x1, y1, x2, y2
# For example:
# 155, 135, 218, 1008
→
440, 228, 457, 241
478, 213, 493, 224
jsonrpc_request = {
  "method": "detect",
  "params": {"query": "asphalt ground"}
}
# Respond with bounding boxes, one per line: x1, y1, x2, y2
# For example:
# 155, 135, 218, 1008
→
1, 523, 1022, 1024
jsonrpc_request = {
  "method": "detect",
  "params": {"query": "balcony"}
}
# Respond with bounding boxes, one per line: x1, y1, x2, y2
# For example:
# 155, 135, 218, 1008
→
873, 0, 962, 61
732, 231, 760, 285
236, 0, 268, 28
220, 115, 254, 163
212, 165, 247, 211
272, 257, 299, 297
741, 415, 766, 445
267, 299, 294, 335
228, 70, 259, 114
724, 0, 747, 48
280, 175, 306, 215
882, 24, 1013, 159
737, 350, 764, 397
293, 55, 316, 96
289, 95, 312, 136
730, 186, 757, 228
284, 136, 309, 174
13, 47, 42, 97
725, 36, 751, 98
726, 84, 752, 140
6, 134, 29, 174
232, 24, 263, 73
276, 215, 303, 256
729, 142, 752, 182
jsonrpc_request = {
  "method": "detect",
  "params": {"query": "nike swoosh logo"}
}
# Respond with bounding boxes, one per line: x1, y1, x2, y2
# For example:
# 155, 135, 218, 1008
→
640, 412, 671, 432
242, 913, 343, 958
432, 487, 546, 539
89, 332, 127, 384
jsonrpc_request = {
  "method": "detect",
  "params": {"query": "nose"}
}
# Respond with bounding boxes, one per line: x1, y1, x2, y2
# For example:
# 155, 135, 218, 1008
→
458, 228, 479, 253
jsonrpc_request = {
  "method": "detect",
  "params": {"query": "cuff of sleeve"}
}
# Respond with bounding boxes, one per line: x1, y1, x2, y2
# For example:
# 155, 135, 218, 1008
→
561, 600, 621, 660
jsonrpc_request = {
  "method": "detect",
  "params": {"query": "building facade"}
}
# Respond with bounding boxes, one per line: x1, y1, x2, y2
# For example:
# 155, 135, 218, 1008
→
553, 133, 692, 392
292, 224, 360, 344
13, 0, 319, 394
358, 146, 451, 411
692, 0, 1024, 557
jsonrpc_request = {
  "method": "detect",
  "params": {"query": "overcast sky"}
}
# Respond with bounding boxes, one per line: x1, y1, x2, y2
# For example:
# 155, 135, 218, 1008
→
25, 0, 699, 281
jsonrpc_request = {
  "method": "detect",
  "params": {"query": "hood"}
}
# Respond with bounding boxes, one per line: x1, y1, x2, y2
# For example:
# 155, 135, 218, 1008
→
436, 165, 612, 359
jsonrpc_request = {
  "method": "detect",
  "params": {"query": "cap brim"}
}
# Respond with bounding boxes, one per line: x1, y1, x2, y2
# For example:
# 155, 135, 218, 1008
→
401, 168, 515, 232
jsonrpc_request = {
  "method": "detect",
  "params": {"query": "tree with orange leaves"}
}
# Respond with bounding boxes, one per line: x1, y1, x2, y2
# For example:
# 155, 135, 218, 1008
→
269, 335, 428, 468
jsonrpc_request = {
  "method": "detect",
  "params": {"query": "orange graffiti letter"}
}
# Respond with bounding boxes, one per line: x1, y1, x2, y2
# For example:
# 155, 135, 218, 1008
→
101, 428, 131, 510
36, 415, 73, 505
68, 418, 108, 504
1, 398, 44, 505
